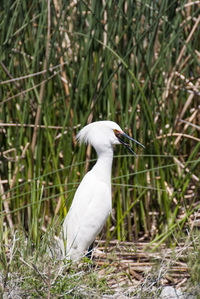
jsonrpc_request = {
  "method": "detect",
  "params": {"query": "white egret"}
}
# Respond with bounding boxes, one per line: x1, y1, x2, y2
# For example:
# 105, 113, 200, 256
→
59, 120, 144, 261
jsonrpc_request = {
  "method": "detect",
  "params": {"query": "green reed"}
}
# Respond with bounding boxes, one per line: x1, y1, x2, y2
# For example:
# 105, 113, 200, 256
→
0, 0, 199, 249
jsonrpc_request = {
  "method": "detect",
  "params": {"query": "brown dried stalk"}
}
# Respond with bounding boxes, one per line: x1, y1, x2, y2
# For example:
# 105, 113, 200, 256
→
31, 0, 51, 157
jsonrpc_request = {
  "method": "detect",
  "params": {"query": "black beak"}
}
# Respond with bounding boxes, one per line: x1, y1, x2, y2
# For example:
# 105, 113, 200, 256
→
116, 132, 145, 155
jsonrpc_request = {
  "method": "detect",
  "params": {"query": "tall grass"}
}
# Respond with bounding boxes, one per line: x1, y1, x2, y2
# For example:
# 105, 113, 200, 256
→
0, 0, 200, 251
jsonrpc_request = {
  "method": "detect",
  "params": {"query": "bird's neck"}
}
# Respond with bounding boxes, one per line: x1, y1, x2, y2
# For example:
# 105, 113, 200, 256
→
92, 149, 113, 183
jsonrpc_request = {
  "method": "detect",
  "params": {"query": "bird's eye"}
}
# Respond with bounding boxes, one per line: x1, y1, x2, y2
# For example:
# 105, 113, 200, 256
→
113, 129, 121, 137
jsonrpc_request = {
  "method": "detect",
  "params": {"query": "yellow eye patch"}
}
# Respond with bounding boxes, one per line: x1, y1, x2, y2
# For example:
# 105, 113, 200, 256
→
113, 129, 120, 135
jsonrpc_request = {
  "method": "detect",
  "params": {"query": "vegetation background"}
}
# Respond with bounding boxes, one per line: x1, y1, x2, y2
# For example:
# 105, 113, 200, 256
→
0, 0, 200, 297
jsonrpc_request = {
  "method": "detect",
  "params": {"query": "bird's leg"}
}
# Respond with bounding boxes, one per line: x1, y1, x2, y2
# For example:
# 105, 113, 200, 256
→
86, 242, 94, 259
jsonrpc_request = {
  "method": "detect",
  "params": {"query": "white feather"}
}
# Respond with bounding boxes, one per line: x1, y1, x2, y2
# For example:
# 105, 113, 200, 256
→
58, 120, 141, 261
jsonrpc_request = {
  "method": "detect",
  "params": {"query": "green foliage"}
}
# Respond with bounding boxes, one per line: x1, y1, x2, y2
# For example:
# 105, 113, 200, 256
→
0, 0, 200, 249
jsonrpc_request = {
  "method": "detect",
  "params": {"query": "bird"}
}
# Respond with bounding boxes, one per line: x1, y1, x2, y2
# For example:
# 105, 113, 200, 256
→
59, 120, 144, 261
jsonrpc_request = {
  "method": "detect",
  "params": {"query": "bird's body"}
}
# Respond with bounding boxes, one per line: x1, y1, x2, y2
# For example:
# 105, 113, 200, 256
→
59, 121, 144, 261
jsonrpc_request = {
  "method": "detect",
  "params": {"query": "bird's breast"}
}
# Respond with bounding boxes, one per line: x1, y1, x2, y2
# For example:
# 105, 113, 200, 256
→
69, 172, 112, 225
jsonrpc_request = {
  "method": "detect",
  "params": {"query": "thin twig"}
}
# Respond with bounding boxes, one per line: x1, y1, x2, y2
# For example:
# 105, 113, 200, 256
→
156, 132, 200, 143
175, 110, 198, 145
179, 119, 200, 130
31, 0, 51, 156
173, 156, 199, 182
1, 72, 58, 105
162, 14, 200, 100
0, 122, 65, 130
0, 61, 68, 85
52, 0, 75, 146
0, 179, 14, 232
0, 144, 30, 231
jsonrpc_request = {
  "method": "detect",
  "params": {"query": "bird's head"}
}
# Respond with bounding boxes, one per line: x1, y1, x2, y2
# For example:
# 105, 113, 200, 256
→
76, 121, 144, 155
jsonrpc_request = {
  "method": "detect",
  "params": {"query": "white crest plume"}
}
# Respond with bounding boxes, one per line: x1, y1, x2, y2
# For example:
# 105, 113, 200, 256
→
76, 120, 122, 145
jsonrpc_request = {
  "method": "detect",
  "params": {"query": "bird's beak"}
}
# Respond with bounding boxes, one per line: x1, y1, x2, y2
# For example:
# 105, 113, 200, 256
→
115, 131, 145, 155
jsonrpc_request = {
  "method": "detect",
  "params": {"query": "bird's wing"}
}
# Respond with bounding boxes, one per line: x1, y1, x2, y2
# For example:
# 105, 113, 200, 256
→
63, 171, 111, 251
68, 171, 111, 217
